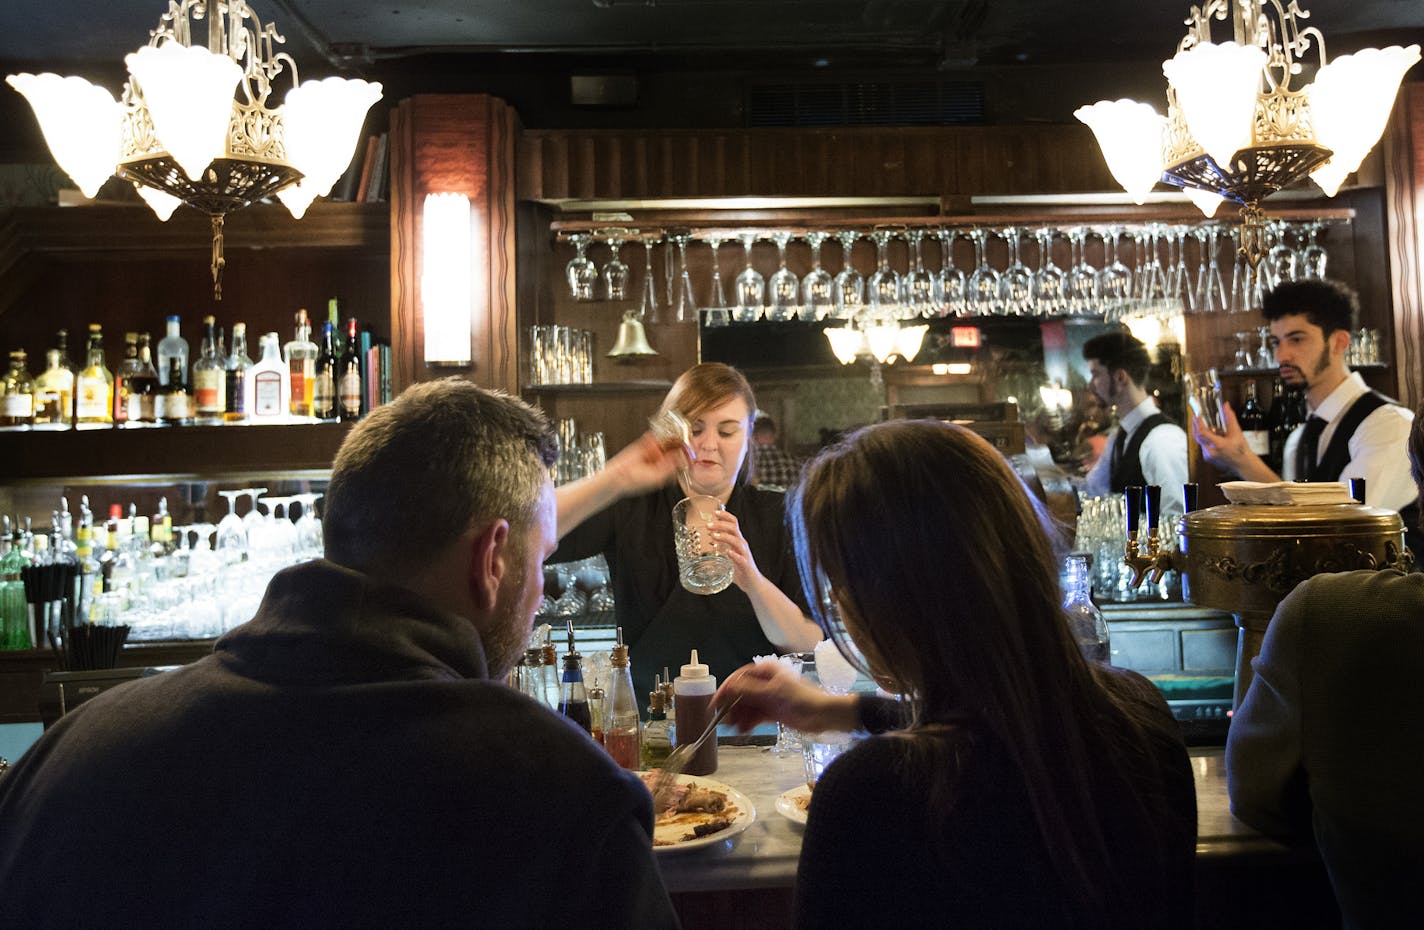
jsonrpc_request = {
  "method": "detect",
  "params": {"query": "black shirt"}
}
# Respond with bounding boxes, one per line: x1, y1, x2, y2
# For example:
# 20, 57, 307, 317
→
553, 482, 809, 698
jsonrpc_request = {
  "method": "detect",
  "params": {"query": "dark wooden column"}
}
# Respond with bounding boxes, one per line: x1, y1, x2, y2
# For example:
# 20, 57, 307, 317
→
1383, 82, 1424, 413
389, 95, 521, 394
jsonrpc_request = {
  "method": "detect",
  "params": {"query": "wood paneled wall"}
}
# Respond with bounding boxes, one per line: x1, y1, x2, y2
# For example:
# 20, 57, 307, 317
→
1384, 82, 1424, 413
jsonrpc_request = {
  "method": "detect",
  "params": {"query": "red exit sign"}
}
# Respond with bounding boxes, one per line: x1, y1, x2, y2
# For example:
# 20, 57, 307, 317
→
950, 326, 980, 348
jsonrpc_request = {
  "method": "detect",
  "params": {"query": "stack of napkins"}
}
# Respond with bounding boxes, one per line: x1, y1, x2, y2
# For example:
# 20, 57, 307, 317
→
1219, 481, 1354, 505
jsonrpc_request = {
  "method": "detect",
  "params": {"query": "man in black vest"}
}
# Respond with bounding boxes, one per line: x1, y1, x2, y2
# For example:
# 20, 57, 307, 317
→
1082, 331, 1189, 523
1192, 279, 1417, 527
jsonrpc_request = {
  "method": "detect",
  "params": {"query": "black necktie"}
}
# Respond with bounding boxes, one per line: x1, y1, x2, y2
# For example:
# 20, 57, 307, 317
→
1297, 415, 1327, 480
1110, 426, 1128, 476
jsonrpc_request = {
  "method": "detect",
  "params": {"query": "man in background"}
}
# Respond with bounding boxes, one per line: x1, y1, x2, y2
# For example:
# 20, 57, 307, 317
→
1082, 331, 1189, 523
0, 380, 677, 929
751, 413, 801, 490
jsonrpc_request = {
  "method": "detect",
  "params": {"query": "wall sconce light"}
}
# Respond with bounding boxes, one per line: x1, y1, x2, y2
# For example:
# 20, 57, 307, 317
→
422, 192, 473, 367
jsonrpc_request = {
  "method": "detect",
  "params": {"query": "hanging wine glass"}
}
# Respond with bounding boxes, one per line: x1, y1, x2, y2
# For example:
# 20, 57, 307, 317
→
1299, 221, 1327, 279
703, 235, 730, 328
832, 230, 865, 321
966, 228, 1001, 315
640, 238, 660, 324
1139, 225, 1170, 313
866, 229, 902, 315
1227, 229, 1254, 315
601, 232, 630, 301
801, 231, 835, 320
1167, 225, 1193, 314
1264, 221, 1298, 289
733, 231, 765, 323
1193, 225, 1228, 314
1095, 225, 1132, 321
1031, 227, 1066, 317
998, 227, 1033, 317
565, 233, 598, 302
676, 234, 697, 322
933, 228, 967, 317
766, 231, 800, 322
900, 229, 934, 318
1065, 227, 1098, 316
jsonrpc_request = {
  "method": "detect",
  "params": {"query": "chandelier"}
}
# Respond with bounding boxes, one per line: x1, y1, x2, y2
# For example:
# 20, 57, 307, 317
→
824, 317, 928, 366
6, 0, 382, 299
1074, 0, 1418, 266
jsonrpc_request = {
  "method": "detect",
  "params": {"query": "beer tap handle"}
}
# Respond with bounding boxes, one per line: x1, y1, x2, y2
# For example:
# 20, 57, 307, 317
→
1124, 486, 1143, 545
1182, 482, 1199, 514
1145, 485, 1162, 541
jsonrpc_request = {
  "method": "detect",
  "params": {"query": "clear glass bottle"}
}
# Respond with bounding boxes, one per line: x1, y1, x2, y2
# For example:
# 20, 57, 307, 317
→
1063, 554, 1111, 663
125, 334, 160, 426
192, 315, 226, 423
0, 349, 35, 429
640, 684, 673, 770
158, 356, 192, 426
112, 332, 140, 426
250, 332, 291, 422
33, 348, 74, 429
1, 527, 32, 650
156, 314, 189, 387
224, 322, 253, 423
74, 324, 113, 427
284, 309, 318, 419
603, 631, 642, 770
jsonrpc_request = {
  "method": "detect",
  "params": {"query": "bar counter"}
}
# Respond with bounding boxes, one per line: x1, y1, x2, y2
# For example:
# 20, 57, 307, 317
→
662, 744, 1341, 930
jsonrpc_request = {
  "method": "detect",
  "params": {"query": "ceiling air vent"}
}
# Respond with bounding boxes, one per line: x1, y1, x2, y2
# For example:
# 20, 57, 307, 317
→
746, 80, 986, 128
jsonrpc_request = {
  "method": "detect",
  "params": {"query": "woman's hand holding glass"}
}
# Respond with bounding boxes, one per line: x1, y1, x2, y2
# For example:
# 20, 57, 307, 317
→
707, 508, 762, 591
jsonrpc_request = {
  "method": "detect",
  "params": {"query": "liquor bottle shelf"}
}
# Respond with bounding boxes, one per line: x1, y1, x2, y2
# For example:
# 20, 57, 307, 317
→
522, 380, 673, 394
0, 421, 354, 484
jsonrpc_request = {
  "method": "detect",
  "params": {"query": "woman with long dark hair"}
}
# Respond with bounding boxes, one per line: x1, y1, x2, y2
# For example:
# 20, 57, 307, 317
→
717, 419, 1196, 929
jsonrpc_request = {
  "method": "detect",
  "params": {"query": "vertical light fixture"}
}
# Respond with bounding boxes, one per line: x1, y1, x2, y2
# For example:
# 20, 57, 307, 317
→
422, 193, 474, 367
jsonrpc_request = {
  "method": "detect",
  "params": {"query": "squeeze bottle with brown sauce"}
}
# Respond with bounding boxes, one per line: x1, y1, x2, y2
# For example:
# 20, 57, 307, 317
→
672, 649, 717, 776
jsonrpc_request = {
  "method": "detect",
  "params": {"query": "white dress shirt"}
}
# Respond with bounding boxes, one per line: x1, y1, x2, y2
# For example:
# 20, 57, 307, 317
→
1281, 372, 1416, 513
1084, 397, 1189, 522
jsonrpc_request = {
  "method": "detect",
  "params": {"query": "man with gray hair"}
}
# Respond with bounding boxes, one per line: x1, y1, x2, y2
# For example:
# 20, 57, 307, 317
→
0, 379, 678, 929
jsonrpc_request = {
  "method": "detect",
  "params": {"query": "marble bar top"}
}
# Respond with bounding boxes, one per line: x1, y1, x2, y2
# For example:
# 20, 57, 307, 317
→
656, 744, 1292, 895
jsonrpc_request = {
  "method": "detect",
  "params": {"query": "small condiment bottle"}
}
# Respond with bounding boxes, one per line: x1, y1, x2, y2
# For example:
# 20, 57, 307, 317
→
603, 630, 642, 770
557, 620, 592, 734
640, 687, 672, 770
672, 649, 718, 776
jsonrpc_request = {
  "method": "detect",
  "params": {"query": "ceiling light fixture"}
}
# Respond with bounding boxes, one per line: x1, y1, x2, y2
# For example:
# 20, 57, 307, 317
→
824, 317, 928, 366
6, 0, 382, 299
1074, 0, 1418, 266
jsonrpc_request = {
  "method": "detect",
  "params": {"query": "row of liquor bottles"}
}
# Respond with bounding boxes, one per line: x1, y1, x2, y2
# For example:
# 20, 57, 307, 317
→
0, 302, 392, 429
1234, 375, 1305, 475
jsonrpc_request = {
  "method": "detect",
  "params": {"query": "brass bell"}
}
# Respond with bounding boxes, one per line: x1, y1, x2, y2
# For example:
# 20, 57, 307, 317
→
607, 309, 658, 359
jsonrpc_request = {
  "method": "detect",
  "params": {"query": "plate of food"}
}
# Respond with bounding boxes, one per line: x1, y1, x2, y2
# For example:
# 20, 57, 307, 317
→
774, 784, 812, 825
637, 771, 756, 852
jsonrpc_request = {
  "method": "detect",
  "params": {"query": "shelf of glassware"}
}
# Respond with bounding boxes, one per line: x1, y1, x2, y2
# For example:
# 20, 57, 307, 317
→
0, 422, 354, 485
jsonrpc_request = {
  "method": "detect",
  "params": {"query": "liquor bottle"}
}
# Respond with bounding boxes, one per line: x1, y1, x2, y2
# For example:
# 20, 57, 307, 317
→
250, 332, 291, 422
1238, 380, 1270, 459
312, 322, 338, 420
124, 334, 160, 426
603, 630, 642, 770
192, 315, 225, 423
55, 328, 79, 378
74, 497, 99, 622
156, 314, 189, 387
151, 497, 174, 558
224, 322, 253, 423
74, 324, 113, 427
284, 309, 317, 419
0, 525, 31, 649
557, 620, 592, 734
1063, 554, 1111, 663
112, 332, 140, 426
158, 356, 192, 426
0, 349, 35, 428
327, 298, 343, 366
32, 349, 74, 429
338, 317, 362, 421
1266, 376, 1288, 473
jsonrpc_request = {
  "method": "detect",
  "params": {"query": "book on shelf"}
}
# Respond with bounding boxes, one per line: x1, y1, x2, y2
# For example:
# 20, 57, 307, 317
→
354, 134, 380, 204
362, 132, 390, 204
329, 140, 367, 203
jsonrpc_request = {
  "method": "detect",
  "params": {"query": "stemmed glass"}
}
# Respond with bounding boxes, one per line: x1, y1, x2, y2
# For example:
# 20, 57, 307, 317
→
601, 232, 630, 301
640, 238, 660, 324
1167, 225, 1193, 314
264, 497, 299, 562
1138, 225, 1170, 311
1228, 230, 1255, 315
1264, 221, 1298, 289
293, 492, 323, 559
215, 490, 247, 562
241, 488, 268, 543
866, 230, 902, 314
832, 231, 865, 321
933, 228, 966, 317
900, 229, 934, 318
1256, 325, 1275, 369
733, 232, 765, 323
1095, 226, 1132, 320
998, 227, 1033, 316
675, 234, 697, 322
1031, 228, 1066, 317
1233, 332, 1255, 370
966, 228, 1001, 315
1065, 227, 1098, 316
766, 231, 800, 322
801, 232, 835, 320
565, 234, 598, 302
1193, 226, 1228, 314
702, 235, 730, 328
1299, 221, 1327, 279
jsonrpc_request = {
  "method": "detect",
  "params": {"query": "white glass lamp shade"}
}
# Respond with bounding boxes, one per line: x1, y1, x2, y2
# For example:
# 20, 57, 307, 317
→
1307, 44, 1421, 197
864, 322, 901, 364
1074, 99, 1166, 204
824, 326, 865, 365
5, 73, 121, 198
125, 43, 242, 182
1163, 42, 1268, 169
281, 77, 383, 199
1182, 186, 1227, 217
895, 324, 929, 363
134, 183, 182, 221
275, 181, 320, 220
421, 193, 473, 366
